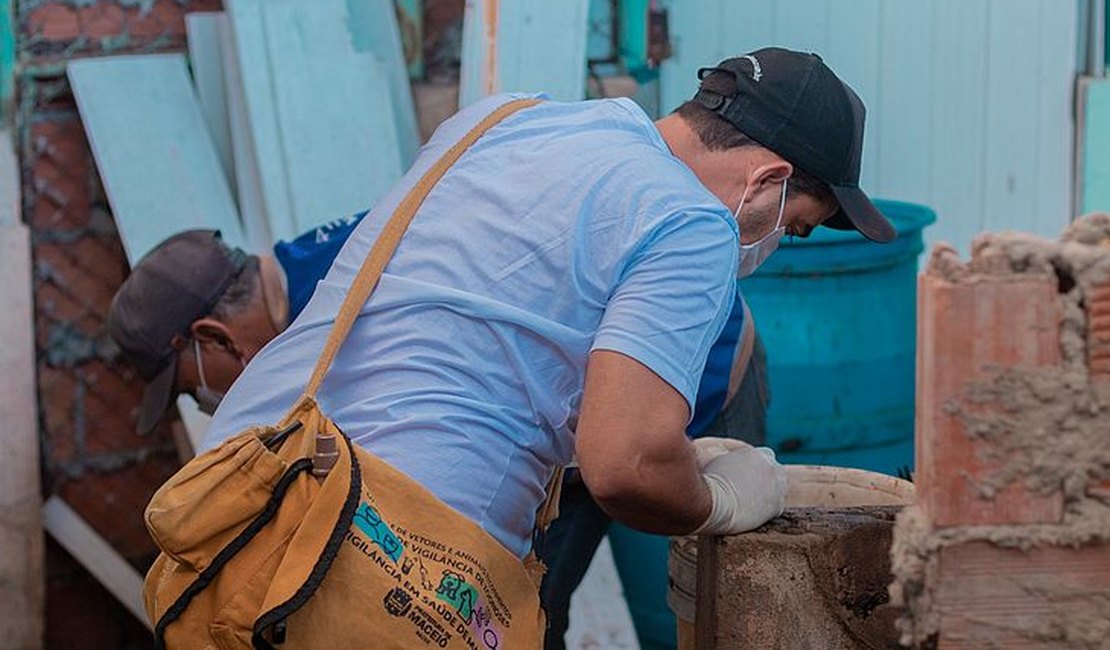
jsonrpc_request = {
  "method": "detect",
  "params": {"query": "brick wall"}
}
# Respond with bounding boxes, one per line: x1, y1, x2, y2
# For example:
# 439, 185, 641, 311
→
16, 2, 219, 648
893, 228, 1110, 649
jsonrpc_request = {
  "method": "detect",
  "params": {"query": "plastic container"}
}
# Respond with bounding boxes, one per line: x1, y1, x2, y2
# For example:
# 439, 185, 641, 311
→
738, 199, 935, 475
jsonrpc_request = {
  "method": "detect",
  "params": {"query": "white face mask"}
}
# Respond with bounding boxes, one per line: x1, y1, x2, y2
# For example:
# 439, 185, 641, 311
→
735, 178, 788, 278
193, 339, 224, 415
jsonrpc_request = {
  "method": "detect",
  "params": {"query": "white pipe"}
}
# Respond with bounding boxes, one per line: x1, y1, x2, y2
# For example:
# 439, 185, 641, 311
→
1090, 0, 1106, 78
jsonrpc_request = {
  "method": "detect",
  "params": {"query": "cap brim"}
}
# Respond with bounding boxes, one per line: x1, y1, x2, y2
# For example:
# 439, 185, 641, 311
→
137, 356, 178, 435
825, 185, 897, 243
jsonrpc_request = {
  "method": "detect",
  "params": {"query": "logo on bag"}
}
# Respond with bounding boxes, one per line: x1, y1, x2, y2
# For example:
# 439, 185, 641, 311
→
353, 502, 404, 562
383, 587, 413, 618
435, 570, 478, 625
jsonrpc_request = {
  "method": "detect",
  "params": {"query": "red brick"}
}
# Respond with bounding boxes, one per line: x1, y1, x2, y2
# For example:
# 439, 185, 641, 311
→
58, 453, 178, 560
26, 4, 82, 42
1090, 283, 1110, 379
916, 273, 1065, 527
38, 365, 79, 467
936, 541, 1110, 649
27, 118, 95, 232
77, 3, 127, 39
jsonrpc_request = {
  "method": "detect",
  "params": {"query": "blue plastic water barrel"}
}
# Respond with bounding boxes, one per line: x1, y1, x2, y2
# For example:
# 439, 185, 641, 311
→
739, 199, 935, 475
608, 200, 934, 649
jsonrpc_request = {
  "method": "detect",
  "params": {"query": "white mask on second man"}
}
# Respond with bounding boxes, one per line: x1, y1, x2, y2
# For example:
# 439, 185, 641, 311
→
735, 178, 788, 278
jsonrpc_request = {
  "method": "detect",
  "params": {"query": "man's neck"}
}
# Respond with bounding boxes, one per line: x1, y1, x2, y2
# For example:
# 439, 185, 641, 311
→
258, 255, 289, 329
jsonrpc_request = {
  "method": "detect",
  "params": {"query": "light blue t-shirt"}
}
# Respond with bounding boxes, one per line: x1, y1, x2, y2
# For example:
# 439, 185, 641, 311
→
204, 94, 740, 557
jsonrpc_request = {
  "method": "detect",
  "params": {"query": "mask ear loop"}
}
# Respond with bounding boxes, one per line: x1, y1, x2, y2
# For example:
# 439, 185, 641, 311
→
774, 178, 788, 230
193, 339, 210, 392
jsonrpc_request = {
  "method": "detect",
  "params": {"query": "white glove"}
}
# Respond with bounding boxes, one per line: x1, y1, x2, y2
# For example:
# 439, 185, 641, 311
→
693, 446, 787, 535
692, 436, 753, 470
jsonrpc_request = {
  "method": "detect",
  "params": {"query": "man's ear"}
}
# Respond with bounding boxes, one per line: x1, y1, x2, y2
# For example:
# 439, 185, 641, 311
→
191, 318, 237, 351
751, 160, 793, 189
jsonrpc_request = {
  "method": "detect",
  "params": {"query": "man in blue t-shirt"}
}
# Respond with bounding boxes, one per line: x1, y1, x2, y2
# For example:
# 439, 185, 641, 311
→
110, 47, 895, 648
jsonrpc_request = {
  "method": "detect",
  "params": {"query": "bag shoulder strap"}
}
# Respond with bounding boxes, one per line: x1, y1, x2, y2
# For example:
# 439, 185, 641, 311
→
301, 98, 540, 399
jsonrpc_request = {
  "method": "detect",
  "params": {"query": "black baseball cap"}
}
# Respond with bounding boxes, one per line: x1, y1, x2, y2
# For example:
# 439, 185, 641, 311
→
108, 230, 247, 434
694, 47, 896, 243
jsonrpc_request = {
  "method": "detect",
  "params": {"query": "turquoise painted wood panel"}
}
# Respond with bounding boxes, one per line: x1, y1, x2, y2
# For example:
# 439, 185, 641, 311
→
823, 0, 881, 192
219, 14, 272, 252
1033, 0, 1079, 226
68, 54, 245, 264
928, 0, 989, 250
1081, 78, 1110, 213
875, 0, 932, 200
1, 0, 13, 120
983, 0, 1046, 235
271, 50, 400, 234
186, 12, 234, 195
225, 0, 296, 242
395, 0, 425, 79
459, 0, 591, 107
343, 0, 420, 166
659, 0, 1080, 254
226, 0, 404, 240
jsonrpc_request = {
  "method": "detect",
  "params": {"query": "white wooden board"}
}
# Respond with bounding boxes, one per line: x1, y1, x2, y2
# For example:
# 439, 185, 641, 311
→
225, 0, 404, 239
176, 395, 211, 455
219, 13, 274, 252
186, 12, 234, 194
0, 130, 44, 650
68, 54, 245, 264
459, 0, 591, 107
343, 0, 421, 166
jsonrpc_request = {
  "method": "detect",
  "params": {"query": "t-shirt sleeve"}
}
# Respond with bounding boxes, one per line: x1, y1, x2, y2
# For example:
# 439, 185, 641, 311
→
591, 212, 739, 420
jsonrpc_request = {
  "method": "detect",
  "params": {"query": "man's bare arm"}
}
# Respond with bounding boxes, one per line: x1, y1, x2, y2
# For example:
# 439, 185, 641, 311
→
575, 349, 712, 534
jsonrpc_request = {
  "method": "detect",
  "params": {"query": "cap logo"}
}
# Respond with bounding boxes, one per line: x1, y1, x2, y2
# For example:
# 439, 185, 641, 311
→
741, 54, 763, 82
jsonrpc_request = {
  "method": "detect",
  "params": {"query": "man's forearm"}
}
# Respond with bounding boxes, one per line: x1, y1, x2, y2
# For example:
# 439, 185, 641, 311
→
581, 434, 712, 534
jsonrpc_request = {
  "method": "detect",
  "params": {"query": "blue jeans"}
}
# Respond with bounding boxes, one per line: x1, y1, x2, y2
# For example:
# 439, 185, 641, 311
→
536, 334, 769, 648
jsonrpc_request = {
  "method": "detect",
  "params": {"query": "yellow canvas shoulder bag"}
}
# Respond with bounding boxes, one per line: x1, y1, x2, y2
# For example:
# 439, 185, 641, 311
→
142, 98, 559, 649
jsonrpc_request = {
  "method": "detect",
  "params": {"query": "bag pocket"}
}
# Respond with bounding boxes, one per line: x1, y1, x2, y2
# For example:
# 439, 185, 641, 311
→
145, 430, 287, 571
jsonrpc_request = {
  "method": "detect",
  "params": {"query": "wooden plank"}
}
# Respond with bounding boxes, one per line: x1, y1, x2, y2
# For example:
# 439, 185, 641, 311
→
225, 0, 298, 242
928, 0, 989, 257
344, 0, 421, 165
459, 0, 590, 107
659, 0, 725, 113
982, 0, 1042, 234
875, 0, 933, 203
218, 14, 272, 253
176, 394, 211, 455
67, 54, 245, 264
42, 496, 150, 629
822, 0, 881, 193
1034, 0, 1078, 228
395, 0, 425, 79
226, 0, 404, 238
262, 3, 402, 234
1079, 65, 1110, 217
0, 130, 44, 650
186, 12, 234, 193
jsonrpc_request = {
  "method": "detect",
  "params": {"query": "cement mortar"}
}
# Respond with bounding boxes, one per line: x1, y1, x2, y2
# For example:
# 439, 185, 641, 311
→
892, 214, 1110, 648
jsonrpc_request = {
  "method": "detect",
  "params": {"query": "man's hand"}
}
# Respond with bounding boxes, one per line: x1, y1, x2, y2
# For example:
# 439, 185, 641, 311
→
693, 446, 787, 535
692, 436, 753, 470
